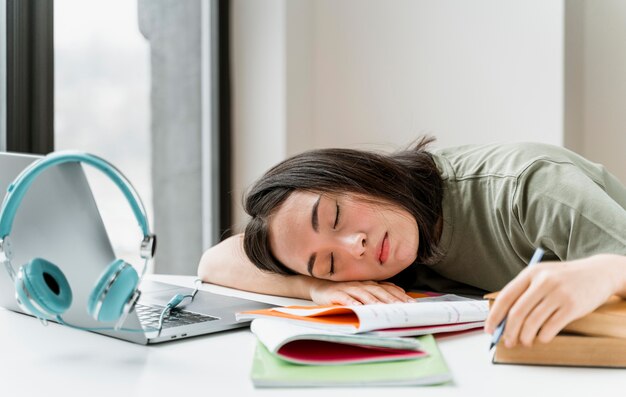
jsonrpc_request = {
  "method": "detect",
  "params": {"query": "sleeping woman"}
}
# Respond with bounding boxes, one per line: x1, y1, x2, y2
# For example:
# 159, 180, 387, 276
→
197, 137, 626, 348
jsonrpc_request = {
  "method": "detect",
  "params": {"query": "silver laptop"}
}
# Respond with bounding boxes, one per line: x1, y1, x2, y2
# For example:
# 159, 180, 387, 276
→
0, 152, 272, 344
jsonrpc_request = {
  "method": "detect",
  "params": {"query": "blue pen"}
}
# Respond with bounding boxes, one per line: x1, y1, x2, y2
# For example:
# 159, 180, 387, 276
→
489, 247, 545, 350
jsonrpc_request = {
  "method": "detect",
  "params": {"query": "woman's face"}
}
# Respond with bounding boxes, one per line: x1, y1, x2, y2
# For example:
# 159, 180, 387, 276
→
268, 191, 419, 281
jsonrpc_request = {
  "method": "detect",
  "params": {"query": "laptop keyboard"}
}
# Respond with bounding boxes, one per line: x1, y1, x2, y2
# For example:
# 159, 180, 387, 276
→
135, 303, 219, 330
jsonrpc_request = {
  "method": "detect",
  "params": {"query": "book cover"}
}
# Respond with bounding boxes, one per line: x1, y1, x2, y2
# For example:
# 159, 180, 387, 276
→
251, 318, 427, 365
237, 299, 489, 334
493, 334, 626, 368
250, 334, 452, 387
486, 294, 626, 367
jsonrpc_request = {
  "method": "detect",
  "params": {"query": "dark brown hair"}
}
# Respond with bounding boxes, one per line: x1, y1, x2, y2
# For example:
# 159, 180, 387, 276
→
243, 136, 443, 276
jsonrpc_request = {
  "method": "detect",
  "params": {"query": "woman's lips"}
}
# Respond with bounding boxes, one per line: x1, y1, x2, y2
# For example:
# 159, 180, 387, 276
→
378, 232, 390, 264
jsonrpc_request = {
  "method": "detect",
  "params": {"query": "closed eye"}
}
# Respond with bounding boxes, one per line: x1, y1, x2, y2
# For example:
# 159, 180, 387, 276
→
333, 201, 340, 229
328, 200, 340, 277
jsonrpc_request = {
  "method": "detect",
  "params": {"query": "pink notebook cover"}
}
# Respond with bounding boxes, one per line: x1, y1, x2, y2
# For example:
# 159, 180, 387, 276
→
277, 340, 428, 365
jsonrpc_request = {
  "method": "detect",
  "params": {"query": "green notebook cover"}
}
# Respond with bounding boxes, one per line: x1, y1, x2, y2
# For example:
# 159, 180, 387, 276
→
250, 334, 452, 387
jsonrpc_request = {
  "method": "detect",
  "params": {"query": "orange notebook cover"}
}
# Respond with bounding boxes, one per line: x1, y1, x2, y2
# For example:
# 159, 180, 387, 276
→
237, 293, 489, 334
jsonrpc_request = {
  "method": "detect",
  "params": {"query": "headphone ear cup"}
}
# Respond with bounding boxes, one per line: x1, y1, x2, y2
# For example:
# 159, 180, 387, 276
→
87, 259, 139, 323
15, 258, 73, 319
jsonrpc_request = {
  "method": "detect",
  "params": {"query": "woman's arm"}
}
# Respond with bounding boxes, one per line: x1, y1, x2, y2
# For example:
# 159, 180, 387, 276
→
485, 254, 626, 348
197, 234, 314, 299
197, 233, 413, 304
485, 160, 626, 347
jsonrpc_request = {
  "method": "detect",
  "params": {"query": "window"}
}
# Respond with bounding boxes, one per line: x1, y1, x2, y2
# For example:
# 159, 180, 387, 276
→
3, 0, 231, 275
55, 0, 152, 268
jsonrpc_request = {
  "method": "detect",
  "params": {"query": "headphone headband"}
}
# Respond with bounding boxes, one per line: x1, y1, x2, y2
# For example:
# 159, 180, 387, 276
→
0, 151, 150, 239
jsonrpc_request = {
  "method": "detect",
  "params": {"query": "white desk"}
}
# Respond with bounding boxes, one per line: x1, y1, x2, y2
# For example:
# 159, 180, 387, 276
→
0, 275, 623, 397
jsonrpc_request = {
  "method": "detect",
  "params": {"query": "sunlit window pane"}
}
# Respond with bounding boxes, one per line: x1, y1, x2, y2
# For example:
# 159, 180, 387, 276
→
54, 0, 152, 269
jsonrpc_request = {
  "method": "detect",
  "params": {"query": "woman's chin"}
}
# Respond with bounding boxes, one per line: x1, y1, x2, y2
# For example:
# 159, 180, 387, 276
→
395, 252, 417, 268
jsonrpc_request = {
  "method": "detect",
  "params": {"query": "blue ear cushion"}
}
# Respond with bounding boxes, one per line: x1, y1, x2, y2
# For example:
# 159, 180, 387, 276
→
87, 259, 139, 322
16, 258, 72, 318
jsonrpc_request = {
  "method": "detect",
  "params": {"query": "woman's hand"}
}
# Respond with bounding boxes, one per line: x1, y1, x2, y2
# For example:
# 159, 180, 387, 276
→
308, 279, 414, 306
485, 254, 626, 348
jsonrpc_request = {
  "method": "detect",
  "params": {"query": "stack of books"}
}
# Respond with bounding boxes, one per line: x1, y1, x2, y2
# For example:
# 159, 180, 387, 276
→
486, 293, 626, 367
236, 294, 490, 387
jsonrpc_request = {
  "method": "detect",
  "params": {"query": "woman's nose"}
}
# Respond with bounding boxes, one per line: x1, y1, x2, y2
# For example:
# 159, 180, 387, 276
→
340, 232, 367, 258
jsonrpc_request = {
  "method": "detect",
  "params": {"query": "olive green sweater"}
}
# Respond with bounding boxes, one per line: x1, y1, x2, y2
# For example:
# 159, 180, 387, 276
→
393, 143, 626, 295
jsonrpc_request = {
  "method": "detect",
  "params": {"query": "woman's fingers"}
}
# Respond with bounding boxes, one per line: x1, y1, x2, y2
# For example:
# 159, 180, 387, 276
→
378, 282, 414, 302
485, 268, 533, 334
328, 293, 363, 306
518, 298, 559, 347
325, 281, 411, 305
365, 286, 409, 303
345, 289, 382, 304
486, 266, 552, 346
345, 284, 403, 304
500, 270, 556, 347
378, 281, 406, 292
536, 308, 570, 343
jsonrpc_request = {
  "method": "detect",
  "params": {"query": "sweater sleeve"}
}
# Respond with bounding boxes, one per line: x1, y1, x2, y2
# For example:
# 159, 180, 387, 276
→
514, 160, 626, 261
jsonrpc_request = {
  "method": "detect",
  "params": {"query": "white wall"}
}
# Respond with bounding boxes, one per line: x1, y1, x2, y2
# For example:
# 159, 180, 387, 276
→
580, 0, 626, 183
311, 0, 564, 152
231, 0, 626, 232
231, 0, 287, 231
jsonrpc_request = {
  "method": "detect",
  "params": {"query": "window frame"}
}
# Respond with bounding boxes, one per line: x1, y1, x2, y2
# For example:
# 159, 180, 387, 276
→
6, 0, 54, 154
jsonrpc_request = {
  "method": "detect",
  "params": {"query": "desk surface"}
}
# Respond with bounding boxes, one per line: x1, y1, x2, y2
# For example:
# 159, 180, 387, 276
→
1, 275, 623, 397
